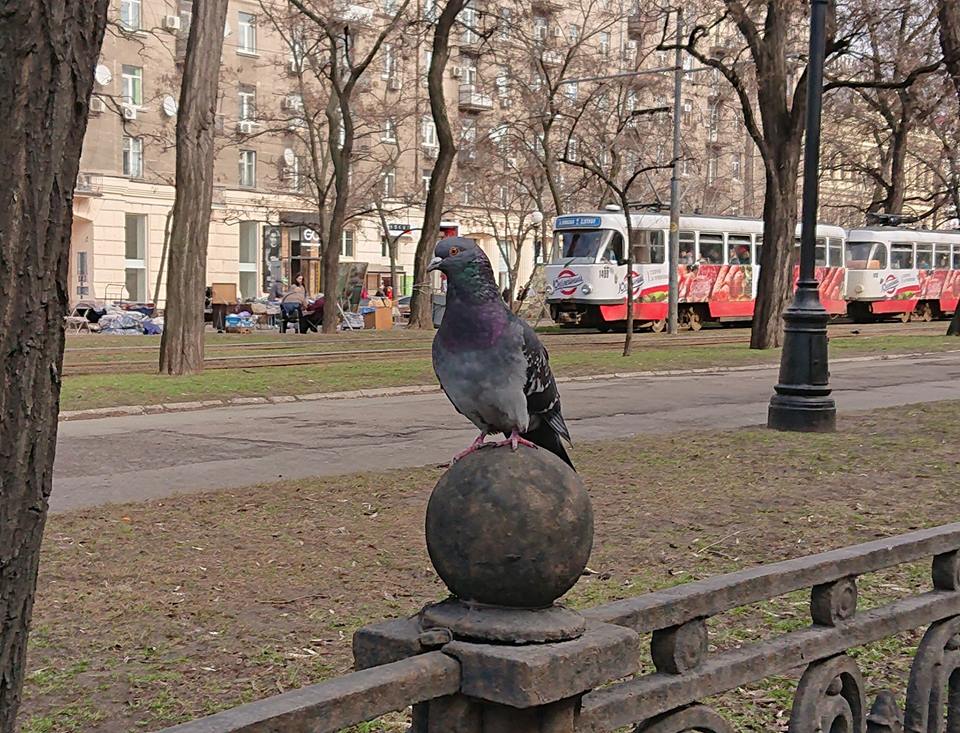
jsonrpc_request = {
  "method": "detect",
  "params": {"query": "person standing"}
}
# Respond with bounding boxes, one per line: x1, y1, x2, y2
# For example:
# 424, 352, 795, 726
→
280, 274, 309, 333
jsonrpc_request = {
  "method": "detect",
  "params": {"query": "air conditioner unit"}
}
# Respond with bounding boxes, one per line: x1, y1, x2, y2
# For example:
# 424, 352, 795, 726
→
237, 120, 255, 134
89, 97, 105, 114
423, 145, 438, 159
387, 76, 401, 91
122, 105, 137, 120
281, 95, 302, 111
163, 15, 182, 31
450, 66, 462, 78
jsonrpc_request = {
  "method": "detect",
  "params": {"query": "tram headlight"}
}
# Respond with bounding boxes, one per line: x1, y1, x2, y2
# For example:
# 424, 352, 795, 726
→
545, 284, 555, 295
854, 285, 864, 294
581, 283, 593, 295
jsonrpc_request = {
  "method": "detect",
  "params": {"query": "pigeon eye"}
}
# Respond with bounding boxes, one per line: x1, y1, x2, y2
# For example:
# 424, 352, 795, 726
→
449, 247, 460, 256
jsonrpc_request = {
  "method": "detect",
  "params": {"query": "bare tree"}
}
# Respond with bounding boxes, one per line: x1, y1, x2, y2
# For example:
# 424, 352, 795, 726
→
159, 0, 231, 374
0, 1, 109, 728
408, 0, 469, 329
938, 0, 960, 334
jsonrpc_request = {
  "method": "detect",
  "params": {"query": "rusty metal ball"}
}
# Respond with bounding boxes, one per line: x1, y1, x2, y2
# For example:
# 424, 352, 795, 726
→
425, 445, 593, 608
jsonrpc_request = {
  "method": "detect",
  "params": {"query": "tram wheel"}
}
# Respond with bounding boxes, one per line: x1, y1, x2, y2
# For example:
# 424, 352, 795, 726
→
915, 302, 933, 322
898, 310, 912, 324
650, 318, 666, 333
683, 308, 703, 332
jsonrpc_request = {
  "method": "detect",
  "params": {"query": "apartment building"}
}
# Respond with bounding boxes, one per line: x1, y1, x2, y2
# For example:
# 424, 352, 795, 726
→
70, 0, 802, 309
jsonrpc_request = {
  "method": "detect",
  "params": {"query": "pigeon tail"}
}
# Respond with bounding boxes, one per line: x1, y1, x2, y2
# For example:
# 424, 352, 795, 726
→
520, 421, 575, 470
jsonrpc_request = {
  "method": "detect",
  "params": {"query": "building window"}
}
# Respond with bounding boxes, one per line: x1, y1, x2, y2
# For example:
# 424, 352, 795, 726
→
383, 167, 396, 198
122, 136, 143, 178
120, 0, 141, 31
732, 153, 743, 181
681, 100, 693, 126
239, 84, 256, 120
707, 103, 719, 142
382, 43, 396, 79
238, 11, 257, 54
563, 81, 578, 101
681, 156, 690, 177
566, 137, 578, 162
382, 117, 397, 142
706, 154, 718, 184
383, 0, 397, 12
239, 221, 258, 300
461, 117, 477, 147
569, 23, 580, 42
421, 115, 437, 147
499, 185, 509, 209
462, 182, 473, 206
284, 155, 301, 190
461, 1, 478, 44
461, 54, 478, 86
422, 49, 433, 87
533, 14, 548, 42
121, 65, 143, 106
422, 169, 432, 195
498, 7, 511, 39
124, 214, 147, 302
423, 0, 438, 22
599, 31, 610, 56
239, 149, 256, 187
496, 68, 510, 105
341, 229, 355, 256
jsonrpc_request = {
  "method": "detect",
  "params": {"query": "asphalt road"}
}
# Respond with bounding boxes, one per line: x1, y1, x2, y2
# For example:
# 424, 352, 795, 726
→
52, 352, 960, 513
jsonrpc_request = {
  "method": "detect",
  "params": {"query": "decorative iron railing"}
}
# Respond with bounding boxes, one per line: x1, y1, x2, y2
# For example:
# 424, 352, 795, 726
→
157, 522, 960, 733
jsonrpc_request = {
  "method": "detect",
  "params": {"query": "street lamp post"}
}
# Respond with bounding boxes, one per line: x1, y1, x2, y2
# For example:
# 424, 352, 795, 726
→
667, 8, 683, 335
767, 0, 836, 432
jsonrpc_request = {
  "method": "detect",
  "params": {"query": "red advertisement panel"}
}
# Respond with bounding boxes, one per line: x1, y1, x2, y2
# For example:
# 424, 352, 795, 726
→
791, 265, 846, 315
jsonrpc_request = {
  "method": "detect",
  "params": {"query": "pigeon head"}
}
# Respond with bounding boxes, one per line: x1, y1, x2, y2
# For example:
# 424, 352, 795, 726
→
428, 237, 500, 303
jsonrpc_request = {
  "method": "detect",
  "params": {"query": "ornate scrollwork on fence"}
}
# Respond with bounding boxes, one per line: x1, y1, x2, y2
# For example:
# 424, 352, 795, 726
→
633, 704, 734, 733
904, 615, 960, 731
788, 654, 866, 733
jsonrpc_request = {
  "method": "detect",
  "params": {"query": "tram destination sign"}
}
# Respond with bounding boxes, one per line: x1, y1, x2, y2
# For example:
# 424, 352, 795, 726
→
555, 216, 602, 229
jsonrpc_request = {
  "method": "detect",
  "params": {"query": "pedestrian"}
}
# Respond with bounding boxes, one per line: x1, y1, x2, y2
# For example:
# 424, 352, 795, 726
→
385, 284, 394, 300
280, 274, 309, 333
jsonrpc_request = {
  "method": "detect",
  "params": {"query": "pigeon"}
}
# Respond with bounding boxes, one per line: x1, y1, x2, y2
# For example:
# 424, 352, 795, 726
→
428, 237, 574, 469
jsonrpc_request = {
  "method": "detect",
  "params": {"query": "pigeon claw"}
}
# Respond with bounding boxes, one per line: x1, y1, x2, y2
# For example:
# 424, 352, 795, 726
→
451, 432, 490, 465
494, 431, 538, 452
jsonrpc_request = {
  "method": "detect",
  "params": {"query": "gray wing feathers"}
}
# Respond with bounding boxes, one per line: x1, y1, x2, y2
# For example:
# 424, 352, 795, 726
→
519, 322, 570, 441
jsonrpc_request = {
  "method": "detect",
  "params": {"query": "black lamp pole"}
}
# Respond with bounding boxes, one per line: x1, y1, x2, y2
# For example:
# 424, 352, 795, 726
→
767, 0, 836, 432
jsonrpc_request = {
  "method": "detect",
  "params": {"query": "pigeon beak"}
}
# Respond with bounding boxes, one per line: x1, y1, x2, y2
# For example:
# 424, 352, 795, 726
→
427, 256, 442, 272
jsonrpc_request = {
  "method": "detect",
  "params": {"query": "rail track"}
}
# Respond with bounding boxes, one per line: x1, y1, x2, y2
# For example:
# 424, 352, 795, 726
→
62, 321, 950, 376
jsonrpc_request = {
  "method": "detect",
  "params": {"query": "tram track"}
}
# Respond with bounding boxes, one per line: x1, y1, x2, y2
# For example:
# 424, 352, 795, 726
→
62, 321, 949, 376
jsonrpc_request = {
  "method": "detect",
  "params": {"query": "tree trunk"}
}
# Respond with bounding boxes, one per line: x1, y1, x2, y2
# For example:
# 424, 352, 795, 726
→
938, 0, 960, 334
322, 99, 354, 334
159, 0, 230, 373
0, 2, 108, 730
408, 0, 467, 329
750, 166, 800, 349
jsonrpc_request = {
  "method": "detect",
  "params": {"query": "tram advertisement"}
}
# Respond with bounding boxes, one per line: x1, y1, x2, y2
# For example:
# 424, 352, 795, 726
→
790, 265, 846, 315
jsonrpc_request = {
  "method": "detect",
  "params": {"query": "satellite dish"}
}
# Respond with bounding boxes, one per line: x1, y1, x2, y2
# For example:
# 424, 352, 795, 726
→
283, 148, 296, 166
94, 64, 112, 86
162, 95, 178, 117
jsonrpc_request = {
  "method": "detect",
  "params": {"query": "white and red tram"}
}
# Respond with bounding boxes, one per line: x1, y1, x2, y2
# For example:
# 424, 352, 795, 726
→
544, 210, 846, 331
844, 227, 960, 323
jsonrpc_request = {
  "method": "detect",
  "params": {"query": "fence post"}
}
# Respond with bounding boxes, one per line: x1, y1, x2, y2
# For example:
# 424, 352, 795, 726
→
354, 447, 639, 732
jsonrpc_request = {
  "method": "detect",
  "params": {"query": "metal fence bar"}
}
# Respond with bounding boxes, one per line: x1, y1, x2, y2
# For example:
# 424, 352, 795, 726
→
584, 522, 960, 632
155, 652, 460, 733
576, 590, 960, 732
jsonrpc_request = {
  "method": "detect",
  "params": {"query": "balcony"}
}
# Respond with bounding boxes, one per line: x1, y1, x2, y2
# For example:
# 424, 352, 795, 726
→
541, 49, 564, 66
75, 172, 102, 197
332, 2, 374, 25
458, 84, 493, 112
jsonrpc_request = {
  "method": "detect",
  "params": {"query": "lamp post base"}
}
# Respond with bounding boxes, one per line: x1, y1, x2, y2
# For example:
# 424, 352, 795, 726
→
767, 283, 836, 433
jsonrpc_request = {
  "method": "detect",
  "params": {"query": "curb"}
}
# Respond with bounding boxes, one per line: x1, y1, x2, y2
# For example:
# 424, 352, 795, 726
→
58, 348, 960, 422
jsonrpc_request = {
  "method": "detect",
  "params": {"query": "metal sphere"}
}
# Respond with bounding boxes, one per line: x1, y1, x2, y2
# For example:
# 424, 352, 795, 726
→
425, 445, 593, 608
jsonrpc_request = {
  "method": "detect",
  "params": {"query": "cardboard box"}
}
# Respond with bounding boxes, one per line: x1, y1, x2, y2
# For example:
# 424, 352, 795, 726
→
362, 307, 393, 330
211, 282, 238, 305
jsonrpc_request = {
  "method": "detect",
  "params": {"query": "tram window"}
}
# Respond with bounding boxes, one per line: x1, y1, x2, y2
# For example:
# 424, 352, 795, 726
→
953, 245, 960, 270
629, 229, 665, 264
891, 243, 914, 270
557, 230, 608, 259
934, 245, 951, 270
828, 239, 843, 267
916, 244, 933, 270
728, 235, 752, 264
815, 237, 827, 266
679, 231, 695, 264
698, 233, 724, 264
603, 233, 624, 264
845, 241, 886, 269
754, 243, 762, 264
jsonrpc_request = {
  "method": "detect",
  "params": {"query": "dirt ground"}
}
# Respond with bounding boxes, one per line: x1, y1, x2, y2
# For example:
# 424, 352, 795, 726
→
19, 401, 960, 732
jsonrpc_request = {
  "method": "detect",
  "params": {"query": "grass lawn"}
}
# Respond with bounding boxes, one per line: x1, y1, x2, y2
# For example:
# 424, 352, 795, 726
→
21, 400, 960, 731
59, 333, 960, 412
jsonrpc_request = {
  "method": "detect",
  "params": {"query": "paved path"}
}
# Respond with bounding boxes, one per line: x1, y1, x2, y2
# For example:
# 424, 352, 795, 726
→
52, 352, 960, 513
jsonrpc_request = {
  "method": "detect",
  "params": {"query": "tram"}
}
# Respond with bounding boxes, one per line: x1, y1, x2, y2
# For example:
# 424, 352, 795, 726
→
844, 227, 960, 323
544, 209, 846, 331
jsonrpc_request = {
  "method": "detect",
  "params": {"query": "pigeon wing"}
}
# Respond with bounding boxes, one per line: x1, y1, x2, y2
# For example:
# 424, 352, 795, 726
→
520, 322, 570, 441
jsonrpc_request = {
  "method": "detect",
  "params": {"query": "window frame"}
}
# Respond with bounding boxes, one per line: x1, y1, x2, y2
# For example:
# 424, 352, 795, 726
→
239, 149, 257, 188
122, 135, 144, 178
121, 65, 143, 106
237, 11, 257, 55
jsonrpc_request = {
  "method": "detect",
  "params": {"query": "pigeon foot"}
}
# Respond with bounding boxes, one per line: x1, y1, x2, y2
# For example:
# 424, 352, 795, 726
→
494, 431, 538, 452
451, 432, 490, 464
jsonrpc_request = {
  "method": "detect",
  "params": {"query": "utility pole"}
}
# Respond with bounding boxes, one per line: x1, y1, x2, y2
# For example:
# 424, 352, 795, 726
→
667, 8, 683, 335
